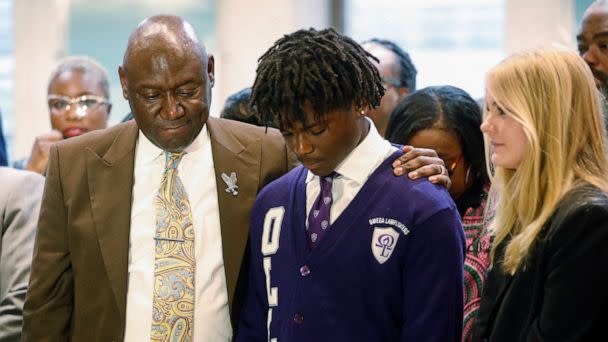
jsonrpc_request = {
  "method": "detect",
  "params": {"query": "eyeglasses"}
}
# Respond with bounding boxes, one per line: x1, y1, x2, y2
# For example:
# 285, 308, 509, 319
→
381, 77, 402, 89
47, 94, 110, 118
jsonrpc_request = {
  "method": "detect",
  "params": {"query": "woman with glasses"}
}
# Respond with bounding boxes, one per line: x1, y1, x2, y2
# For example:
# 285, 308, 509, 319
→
386, 85, 491, 342
15, 56, 111, 174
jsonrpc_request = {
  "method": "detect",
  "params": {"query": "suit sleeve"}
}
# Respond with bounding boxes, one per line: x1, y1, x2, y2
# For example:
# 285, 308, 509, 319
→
0, 170, 44, 342
277, 132, 298, 172
401, 207, 465, 342
236, 201, 270, 342
22, 145, 73, 342
526, 206, 608, 341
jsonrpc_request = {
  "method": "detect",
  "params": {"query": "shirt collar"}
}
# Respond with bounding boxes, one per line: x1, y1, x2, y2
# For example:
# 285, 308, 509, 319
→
135, 124, 209, 166
305, 118, 388, 185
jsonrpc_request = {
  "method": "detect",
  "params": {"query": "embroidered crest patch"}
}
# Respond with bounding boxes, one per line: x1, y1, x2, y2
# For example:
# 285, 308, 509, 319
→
371, 227, 400, 264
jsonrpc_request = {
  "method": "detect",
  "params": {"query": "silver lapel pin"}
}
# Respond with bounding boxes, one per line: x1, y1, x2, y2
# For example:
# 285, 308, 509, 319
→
221, 172, 239, 196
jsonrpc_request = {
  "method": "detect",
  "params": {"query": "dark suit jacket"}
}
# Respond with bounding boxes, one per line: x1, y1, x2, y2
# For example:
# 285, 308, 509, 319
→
22, 118, 296, 341
472, 185, 608, 341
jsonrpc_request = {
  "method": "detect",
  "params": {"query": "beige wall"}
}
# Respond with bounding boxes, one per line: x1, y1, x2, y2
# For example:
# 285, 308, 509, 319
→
213, 0, 330, 116
505, 0, 575, 53
13, 0, 69, 160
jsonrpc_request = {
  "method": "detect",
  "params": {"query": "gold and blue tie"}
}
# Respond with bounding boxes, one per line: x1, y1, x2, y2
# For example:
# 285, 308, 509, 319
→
151, 151, 195, 342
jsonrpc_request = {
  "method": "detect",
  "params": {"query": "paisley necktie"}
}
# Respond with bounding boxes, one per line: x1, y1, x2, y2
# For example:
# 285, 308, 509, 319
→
151, 151, 195, 341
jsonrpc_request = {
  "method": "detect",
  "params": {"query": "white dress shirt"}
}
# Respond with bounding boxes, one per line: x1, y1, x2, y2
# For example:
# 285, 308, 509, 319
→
306, 119, 398, 224
124, 126, 232, 341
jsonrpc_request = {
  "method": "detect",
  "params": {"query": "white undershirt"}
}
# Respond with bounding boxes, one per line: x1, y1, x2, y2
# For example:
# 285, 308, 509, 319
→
306, 119, 398, 224
124, 126, 232, 341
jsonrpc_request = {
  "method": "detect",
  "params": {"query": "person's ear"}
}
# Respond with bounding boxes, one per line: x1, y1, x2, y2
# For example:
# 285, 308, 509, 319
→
207, 54, 215, 88
118, 66, 129, 100
397, 86, 410, 100
357, 103, 368, 118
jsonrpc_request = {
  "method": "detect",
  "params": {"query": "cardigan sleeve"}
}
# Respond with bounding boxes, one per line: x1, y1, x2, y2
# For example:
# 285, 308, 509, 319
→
400, 207, 466, 342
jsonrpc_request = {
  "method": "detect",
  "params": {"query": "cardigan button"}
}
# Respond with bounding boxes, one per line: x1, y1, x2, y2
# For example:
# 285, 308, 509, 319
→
293, 313, 304, 324
300, 265, 311, 276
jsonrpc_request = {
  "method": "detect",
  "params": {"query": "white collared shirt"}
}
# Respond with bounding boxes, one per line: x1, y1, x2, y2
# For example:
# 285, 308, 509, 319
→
305, 119, 398, 224
124, 126, 232, 341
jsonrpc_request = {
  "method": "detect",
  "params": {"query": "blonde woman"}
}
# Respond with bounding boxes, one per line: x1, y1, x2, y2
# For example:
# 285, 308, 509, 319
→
473, 48, 608, 341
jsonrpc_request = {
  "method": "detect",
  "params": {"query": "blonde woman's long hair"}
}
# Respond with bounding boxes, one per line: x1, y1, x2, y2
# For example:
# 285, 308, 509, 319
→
485, 48, 608, 274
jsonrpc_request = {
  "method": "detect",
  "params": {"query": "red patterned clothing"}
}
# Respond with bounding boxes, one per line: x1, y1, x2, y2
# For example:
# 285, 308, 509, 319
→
461, 187, 493, 342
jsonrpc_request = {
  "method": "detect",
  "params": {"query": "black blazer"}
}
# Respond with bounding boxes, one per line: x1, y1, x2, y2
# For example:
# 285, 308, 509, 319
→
472, 185, 608, 341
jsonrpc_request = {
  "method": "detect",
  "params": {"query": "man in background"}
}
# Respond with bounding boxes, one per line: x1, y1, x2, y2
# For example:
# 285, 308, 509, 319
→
220, 87, 271, 127
0, 167, 44, 341
362, 39, 416, 137
578, 0, 608, 98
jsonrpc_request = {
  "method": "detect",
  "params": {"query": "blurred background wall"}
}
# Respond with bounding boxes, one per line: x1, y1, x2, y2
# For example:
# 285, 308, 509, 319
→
0, 0, 591, 161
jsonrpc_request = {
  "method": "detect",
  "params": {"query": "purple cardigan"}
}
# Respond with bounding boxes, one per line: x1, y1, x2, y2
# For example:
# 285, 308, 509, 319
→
237, 151, 466, 342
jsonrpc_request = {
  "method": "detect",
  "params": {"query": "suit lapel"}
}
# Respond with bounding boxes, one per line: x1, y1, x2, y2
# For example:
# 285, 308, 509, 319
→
86, 121, 138, 323
207, 117, 261, 311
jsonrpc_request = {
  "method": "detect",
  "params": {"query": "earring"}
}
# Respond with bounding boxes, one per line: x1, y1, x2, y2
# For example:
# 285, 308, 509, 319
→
465, 166, 472, 184
359, 110, 365, 117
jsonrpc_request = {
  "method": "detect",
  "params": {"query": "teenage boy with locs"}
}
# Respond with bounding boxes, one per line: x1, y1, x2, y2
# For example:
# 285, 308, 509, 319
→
237, 28, 465, 342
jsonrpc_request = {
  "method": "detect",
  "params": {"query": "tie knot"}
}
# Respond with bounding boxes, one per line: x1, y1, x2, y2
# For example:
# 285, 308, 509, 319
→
322, 171, 338, 182
164, 151, 186, 170
319, 171, 338, 191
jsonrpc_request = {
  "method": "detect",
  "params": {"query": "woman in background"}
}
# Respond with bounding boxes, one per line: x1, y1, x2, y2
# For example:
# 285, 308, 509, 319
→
15, 57, 111, 174
473, 48, 608, 341
386, 85, 491, 342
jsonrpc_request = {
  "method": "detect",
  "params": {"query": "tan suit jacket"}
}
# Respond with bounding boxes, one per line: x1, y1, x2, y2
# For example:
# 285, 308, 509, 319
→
23, 118, 295, 341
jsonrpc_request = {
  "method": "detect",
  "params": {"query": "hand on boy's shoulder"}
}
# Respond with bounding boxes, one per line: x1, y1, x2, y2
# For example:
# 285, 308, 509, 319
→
392, 145, 451, 189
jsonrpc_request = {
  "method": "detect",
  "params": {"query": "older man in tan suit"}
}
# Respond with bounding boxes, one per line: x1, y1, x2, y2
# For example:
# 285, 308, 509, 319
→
23, 15, 293, 342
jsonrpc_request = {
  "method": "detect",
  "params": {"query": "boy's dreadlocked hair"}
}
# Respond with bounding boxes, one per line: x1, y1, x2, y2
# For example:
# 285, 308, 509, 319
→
251, 28, 385, 126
